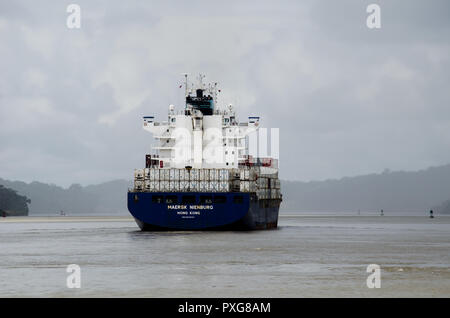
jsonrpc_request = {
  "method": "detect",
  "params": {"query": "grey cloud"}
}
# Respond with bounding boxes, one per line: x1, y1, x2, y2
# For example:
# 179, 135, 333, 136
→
0, 0, 449, 185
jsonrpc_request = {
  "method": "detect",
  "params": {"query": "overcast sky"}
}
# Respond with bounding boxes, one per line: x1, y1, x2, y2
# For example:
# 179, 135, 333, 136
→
1, 0, 449, 187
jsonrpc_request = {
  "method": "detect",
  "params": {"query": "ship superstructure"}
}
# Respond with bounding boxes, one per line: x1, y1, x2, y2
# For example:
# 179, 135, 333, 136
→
128, 74, 281, 230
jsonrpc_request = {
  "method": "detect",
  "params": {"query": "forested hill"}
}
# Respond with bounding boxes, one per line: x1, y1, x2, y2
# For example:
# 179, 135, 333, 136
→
2, 163, 450, 215
0, 184, 30, 216
282, 164, 450, 214
0, 178, 130, 215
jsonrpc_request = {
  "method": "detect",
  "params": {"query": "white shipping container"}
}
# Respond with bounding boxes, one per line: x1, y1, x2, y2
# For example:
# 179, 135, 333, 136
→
230, 169, 240, 179
209, 181, 219, 192
179, 181, 188, 191
240, 180, 250, 192
170, 169, 179, 181
218, 181, 229, 192
248, 169, 256, 181
169, 181, 179, 192
200, 169, 209, 181
179, 169, 186, 181
144, 168, 150, 180
256, 189, 262, 199
151, 181, 160, 191
134, 180, 144, 190
257, 178, 263, 188
240, 169, 250, 180
257, 167, 278, 177
270, 189, 276, 199
209, 169, 218, 181
134, 169, 144, 180
160, 181, 170, 191
231, 180, 240, 191
144, 180, 151, 191
270, 178, 280, 189
218, 169, 229, 181
189, 181, 199, 191
199, 181, 208, 192
150, 169, 159, 181
190, 169, 199, 181
159, 169, 168, 181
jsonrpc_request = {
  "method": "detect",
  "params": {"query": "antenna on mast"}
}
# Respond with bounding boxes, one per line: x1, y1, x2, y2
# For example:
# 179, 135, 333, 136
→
182, 73, 188, 108
182, 73, 188, 96
213, 82, 218, 105
198, 73, 206, 89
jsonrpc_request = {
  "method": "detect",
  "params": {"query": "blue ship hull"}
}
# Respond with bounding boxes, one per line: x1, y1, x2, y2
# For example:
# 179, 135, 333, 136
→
127, 192, 280, 230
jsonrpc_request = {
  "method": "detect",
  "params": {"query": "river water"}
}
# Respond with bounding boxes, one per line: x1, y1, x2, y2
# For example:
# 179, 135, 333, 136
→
0, 215, 449, 297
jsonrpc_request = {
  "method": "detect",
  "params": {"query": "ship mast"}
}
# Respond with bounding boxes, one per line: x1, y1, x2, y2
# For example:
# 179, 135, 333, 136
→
183, 73, 188, 108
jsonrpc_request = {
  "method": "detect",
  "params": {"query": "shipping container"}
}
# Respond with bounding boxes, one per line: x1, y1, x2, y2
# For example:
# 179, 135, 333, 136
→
258, 189, 271, 199
240, 169, 250, 180
144, 168, 150, 180
144, 180, 151, 191
230, 169, 240, 179
179, 169, 186, 181
134, 169, 144, 180
231, 180, 241, 191
257, 177, 267, 189
256, 166, 278, 178
209, 181, 219, 192
179, 181, 188, 191
160, 181, 170, 191
200, 169, 209, 181
190, 169, 199, 181
256, 189, 262, 199
218, 169, 229, 181
218, 181, 230, 192
240, 180, 249, 192
170, 169, 179, 181
249, 169, 257, 181
150, 169, 159, 181
270, 178, 280, 189
209, 169, 218, 181
189, 181, 199, 191
134, 180, 144, 191
169, 180, 179, 192
159, 169, 169, 181
151, 181, 160, 192
199, 181, 208, 192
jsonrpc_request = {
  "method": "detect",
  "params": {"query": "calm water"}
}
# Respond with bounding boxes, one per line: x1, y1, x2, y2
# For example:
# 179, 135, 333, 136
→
0, 215, 449, 297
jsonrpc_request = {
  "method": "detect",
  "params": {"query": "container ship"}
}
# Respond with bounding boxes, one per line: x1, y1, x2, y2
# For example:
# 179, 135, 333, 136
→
127, 74, 282, 230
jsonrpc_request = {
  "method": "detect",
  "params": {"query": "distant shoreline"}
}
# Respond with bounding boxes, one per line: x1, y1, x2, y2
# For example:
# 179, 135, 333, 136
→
1, 214, 448, 224
0, 216, 134, 223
